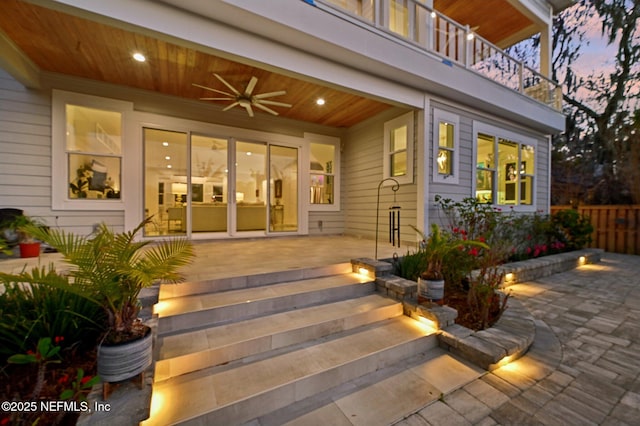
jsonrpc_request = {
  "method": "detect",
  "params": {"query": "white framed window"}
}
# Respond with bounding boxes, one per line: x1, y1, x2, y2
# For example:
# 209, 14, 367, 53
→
306, 133, 341, 211
383, 111, 414, 185
52, 90, 132, 210
473, 122, 537, 211
432, 109, 459, 184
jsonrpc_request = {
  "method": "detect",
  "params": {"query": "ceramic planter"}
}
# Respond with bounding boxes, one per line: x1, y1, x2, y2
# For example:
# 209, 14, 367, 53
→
97, 327, 152, 384
417, 277, 445, 302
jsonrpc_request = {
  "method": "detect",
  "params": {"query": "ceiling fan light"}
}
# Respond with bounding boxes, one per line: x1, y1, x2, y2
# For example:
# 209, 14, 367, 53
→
316, 98, 325, 106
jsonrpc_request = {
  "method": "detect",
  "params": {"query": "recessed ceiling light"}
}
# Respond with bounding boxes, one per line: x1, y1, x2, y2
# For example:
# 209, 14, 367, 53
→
166, 165, 172, 169
133, 52, 146, 62
165, 156, 171, 160
162, 142, 169, 147
316, 98, 325, 106
246, 152, 252, 156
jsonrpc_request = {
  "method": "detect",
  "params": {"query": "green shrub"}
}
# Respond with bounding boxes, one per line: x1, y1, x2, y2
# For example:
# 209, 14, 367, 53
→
0, 267, 105, 361
392, 249, 427, 281
551, 209, 594, 250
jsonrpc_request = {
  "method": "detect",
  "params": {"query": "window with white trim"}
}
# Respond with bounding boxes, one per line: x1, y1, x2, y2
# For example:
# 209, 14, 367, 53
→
52, 90, 132, 210
307, 134, 341, 211
383, 111, 414, 185
433, 109, 459, 183
474, 122, 536, 209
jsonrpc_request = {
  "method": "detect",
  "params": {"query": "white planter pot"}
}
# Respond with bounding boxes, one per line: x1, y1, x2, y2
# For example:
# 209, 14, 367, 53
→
97, 328, 152, 383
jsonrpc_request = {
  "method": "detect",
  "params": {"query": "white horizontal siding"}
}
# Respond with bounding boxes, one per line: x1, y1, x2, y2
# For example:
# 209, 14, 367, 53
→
0, 69, 123, 235
308, 211, 344, 235
427, 100, 551, 227
342, 108, 418, 250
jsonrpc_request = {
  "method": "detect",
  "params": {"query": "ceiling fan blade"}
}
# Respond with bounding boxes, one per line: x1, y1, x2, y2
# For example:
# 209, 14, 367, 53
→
243, 104, 254, 117
254, 90, 286, 99
223, 101, 240, 112
257, 100, 292, 108
199, 97, 235, 101
192, 83, 235, 97
253, 103, 279, 116
214, 73, 241, 96
244, 76, 258, 96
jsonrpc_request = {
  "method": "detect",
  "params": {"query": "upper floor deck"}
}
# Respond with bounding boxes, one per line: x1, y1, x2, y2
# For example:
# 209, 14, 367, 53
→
315, 0, 563, 111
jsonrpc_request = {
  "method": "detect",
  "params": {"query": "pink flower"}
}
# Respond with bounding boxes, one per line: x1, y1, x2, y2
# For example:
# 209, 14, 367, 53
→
469, 247, 479, 257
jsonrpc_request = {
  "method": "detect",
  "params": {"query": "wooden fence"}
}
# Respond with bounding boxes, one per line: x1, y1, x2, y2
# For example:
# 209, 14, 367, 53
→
551, 205, 640, 255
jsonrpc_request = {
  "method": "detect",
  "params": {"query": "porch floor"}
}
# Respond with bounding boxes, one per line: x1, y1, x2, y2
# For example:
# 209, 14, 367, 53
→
0, 234, 407, 281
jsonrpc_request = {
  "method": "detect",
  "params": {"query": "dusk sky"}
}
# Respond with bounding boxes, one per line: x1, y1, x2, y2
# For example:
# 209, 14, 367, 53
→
563, 6, 640, 111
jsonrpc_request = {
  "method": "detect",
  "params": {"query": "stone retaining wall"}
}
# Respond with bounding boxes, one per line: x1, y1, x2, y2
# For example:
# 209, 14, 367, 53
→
352, 248, 603, 370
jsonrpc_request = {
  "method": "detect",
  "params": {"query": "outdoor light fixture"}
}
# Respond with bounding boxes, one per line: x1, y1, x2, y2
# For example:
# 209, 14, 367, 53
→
495, 354, 518, 370
579, 256, 586, 264
132, 52, 146, 62
505, 272, 515, 282
416, 315, 437, 331
358, 267, 370, 277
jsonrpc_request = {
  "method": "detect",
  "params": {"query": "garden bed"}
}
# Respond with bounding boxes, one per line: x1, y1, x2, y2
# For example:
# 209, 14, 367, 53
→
354, 248, 603, 370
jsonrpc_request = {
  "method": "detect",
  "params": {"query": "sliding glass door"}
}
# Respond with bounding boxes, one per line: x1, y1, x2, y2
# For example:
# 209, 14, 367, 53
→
143, 128, 299, 238
190, 135, 229, 234
269, 145, 298, 232
143, 128, 187, 237
234, 141, 267, 232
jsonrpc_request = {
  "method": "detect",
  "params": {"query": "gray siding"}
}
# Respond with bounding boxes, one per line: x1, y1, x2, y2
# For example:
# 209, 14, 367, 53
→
427, 100, 551, 226
342, 108, 418, 250
308, 211, 344, 235
0, 69, 123, 234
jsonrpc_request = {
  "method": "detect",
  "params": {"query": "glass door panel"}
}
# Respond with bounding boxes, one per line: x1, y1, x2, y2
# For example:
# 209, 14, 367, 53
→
191, 136, 229, 233
235, 141, 267, 232
269, 145, 298, 232
143, 128, 188, 236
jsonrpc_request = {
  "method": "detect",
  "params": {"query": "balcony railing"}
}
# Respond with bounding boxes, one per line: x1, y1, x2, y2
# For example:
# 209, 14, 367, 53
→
313, 0, 562, 112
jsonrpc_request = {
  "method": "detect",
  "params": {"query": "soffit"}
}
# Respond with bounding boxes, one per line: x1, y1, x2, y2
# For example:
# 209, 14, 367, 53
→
0, 0, 392, 128
434, 0, 537, 47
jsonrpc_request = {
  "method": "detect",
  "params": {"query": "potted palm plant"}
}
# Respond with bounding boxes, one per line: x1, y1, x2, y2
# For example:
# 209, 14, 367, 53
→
412, 223, 488, 302
26, 218, 194, 396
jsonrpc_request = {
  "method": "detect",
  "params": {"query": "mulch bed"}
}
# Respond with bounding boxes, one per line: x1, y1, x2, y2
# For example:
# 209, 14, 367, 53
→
0, 349, 97, 426
442, 286, 503, 331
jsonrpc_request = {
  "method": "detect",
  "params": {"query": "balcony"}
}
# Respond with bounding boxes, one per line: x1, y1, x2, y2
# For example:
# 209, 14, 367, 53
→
314, 0, 562, 112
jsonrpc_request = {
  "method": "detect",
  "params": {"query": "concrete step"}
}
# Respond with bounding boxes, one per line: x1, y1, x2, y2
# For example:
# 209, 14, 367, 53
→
155, 294, 403, 382
156, 273, 373, 336
256, 347, 484, 426
159, 263, 353, 299
142, 316, 438, 426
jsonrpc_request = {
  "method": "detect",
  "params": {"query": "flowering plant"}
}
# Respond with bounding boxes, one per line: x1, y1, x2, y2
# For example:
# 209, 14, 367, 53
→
60, 368, 100, 401
8, 337, 62, 399
412, 223, 489, 280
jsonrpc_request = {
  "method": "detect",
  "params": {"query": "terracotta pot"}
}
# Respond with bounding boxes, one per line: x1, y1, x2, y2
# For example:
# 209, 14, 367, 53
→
19, 242, 41, 258
97, 326, 152, 383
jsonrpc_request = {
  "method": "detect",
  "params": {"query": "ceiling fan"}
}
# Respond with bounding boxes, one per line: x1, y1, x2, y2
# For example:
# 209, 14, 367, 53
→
193, 73, 292, 117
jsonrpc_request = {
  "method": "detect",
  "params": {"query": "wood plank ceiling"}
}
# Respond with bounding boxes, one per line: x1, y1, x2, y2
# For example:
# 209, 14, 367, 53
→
433, 0, 535, 47
0, 1, 537, 127
0, 0, 393, 128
